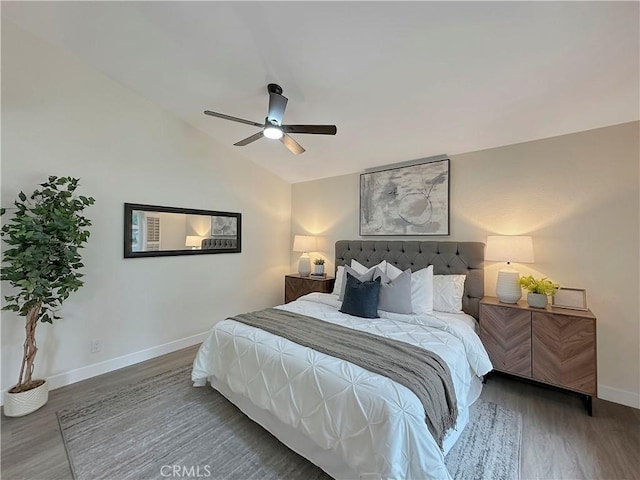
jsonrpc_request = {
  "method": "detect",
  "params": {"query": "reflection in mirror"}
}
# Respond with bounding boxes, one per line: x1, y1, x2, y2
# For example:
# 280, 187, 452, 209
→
124, 203, 241, 258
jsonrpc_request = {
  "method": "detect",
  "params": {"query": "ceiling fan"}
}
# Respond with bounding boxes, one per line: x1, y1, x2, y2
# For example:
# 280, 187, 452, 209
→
204, 84, 337, 155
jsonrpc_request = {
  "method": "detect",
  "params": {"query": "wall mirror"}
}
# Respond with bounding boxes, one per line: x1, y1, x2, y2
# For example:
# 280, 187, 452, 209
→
124, 203, 241, 258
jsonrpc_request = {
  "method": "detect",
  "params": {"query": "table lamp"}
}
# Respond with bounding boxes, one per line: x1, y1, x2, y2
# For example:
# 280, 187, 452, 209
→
185, 235, 203, 250
293, 235, 317, 277
485, 235, 534, 303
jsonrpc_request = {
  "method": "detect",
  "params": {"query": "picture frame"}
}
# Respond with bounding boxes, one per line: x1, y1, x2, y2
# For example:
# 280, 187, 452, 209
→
359, 158, 450, 236
552, 287, 588, 311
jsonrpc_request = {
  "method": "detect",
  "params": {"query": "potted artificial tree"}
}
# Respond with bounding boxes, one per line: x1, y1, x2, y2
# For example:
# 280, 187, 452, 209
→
519, 275, 559, 308
1, 176, 94, 416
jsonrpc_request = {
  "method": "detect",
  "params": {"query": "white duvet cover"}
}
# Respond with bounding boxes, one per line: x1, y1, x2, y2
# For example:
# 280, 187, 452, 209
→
192, 293, 492, 480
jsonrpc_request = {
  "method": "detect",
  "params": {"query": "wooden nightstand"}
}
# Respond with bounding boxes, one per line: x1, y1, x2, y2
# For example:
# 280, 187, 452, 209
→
479, 296, 597, 415
285, 274, 335, 303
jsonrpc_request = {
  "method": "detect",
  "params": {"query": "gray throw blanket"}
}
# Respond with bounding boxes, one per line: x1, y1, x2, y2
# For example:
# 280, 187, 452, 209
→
230, 307, 457, 448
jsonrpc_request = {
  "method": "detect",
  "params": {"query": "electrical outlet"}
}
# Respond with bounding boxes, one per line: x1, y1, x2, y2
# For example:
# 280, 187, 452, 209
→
90, 339, 102, 353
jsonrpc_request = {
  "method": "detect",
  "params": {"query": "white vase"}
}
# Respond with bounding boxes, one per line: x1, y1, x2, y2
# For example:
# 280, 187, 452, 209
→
298, 254, 311, 277
527, 292, 548, 308
314, 264, 324, 275
3, 380, 48, 417
495, 270, 522, 304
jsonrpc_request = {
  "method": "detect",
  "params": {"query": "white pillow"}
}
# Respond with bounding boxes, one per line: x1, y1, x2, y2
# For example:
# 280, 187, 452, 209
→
433, 274, 466, 313
351, 259, 387, 275
332, 266, 345, 295
386, 263, 434, 314
333, 260, 387, 296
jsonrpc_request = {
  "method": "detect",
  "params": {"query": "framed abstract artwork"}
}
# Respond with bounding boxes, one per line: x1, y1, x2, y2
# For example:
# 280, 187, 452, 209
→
360, 159, 450, 236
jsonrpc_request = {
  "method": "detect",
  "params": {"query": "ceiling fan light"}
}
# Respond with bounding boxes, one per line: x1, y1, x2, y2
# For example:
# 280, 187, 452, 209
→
263, 125, 283, 140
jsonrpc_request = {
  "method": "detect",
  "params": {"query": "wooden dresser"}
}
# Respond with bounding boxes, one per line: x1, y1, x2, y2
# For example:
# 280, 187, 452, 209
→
285, 274, 335, 304
479, 296, 597, 414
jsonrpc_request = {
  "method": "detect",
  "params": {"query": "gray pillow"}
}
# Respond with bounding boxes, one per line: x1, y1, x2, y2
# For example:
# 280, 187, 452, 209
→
339, 273, 381, 319
374, 267, 413, 314
338, 265, 375, 301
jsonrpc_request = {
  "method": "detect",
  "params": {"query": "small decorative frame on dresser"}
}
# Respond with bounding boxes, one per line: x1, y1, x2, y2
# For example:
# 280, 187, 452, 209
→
479, 296, 597, 415
552, 287, 588, 310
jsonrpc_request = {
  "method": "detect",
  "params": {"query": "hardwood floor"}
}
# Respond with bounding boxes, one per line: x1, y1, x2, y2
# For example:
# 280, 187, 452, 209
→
2, 346, 638, 480
1, 346, 200, 480
482, 374, 639, 480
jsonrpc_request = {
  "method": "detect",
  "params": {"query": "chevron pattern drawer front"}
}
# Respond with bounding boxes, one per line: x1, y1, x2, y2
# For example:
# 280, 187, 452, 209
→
285, 274, 335, 304
480, 304, 532, 378
480, 296, 597, 414
533, 312, 597, 395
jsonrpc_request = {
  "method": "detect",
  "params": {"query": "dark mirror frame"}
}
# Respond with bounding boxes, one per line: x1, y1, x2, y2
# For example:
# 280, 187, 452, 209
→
124, 203, 242, 258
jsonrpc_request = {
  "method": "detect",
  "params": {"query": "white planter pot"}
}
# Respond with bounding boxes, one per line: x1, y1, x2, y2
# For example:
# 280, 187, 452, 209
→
527, 292, 548, 309
314, 265, 325, 275
3, 380, 48, 417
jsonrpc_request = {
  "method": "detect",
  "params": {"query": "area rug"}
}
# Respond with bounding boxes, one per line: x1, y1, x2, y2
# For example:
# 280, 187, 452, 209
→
57, 364, 521, 480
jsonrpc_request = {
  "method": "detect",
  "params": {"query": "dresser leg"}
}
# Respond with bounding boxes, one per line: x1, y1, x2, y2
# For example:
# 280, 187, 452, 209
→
583, 395, 593, 416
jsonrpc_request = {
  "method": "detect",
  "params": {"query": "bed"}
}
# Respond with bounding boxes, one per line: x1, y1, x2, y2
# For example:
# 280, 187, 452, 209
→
192, 240, 492, 479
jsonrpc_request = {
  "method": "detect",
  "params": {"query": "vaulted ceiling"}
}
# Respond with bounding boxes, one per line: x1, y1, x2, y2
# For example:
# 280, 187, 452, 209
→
3, 2, 638, 183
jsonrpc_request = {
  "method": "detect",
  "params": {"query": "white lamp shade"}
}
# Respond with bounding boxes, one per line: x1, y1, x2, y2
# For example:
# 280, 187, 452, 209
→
293, 235, 317, 253
185, 235, 203, 248
485, 236, 534, 263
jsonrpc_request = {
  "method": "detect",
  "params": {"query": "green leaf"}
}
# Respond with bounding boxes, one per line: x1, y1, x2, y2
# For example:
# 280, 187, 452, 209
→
1, 176, 94, 323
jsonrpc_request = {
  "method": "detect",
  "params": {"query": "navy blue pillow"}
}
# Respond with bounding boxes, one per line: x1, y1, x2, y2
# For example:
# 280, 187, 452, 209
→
339, 272, 381, 319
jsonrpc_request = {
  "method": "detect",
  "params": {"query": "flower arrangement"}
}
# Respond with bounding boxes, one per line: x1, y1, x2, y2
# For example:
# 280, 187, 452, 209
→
313, 258, 325, 265
519, 275, 559, 296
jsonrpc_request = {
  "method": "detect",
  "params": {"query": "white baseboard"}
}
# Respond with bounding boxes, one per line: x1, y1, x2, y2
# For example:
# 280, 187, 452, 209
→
598, 384, 640, 409
1, 332, 207, 406
4, 336, 638, 411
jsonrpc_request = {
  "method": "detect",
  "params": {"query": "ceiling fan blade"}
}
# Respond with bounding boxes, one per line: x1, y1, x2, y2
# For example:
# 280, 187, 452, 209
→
234, 131, 264, 146
280, 133, 305, 155
204, 110, 263, 128
268, 92, 288, 125
282, 125, 337, 135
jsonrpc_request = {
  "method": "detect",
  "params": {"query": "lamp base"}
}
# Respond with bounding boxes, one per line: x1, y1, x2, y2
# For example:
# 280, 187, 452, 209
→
298, 254, 311, 277
496, 269, 522, 304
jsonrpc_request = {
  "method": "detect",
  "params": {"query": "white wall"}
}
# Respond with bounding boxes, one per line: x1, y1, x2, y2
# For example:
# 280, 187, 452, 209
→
186, 214, 212, 238
291, 122, 640, 408
158, 212, 189, 251
1, 20, 291, 393
3, 17, 638, 411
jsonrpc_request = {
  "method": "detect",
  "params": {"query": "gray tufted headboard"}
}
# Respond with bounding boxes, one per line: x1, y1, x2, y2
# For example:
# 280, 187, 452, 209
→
335, 240, 485, 319
202, 238, 237, 249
